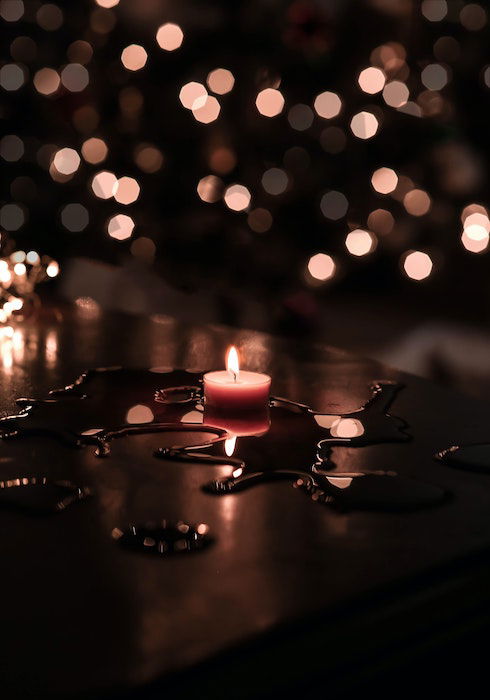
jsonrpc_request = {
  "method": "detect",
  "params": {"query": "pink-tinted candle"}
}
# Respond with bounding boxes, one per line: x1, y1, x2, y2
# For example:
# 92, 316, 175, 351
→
203, 347, 271, 412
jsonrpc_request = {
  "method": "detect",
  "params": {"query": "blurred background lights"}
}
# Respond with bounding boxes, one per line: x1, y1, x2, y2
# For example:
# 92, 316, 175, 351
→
256, 88, 284, 117
53, 148, 80, 175
403, 251, 433, 280
131, 237, 156, 265
0, 203, 24, 230
0, 0, 24, 21
46, 261, 59, 277
224, 184, 251, 211
383, 80, 409, 107
421, 0, 447, 21
421, 63, 449, 90
0, 63, 25, 91
197, 175, 222, 203
61, 203, 89, 232
320, 126, 346, 154
13, 262, 26, 276
459, 4, 487, 31
113, 176, 140, 205
403, 189, 431, 216
91, 170, 117, 199
36, 4, 63, 31
208, 147, 236, 174
320, 191, 348, 220
156, 23, 184, 51
288, 104, 314, 131
33, 67, 60, 95
192, 95, 220, 123
313, 91, 341, 119
81, 137, 108, 164
358, 67, 386, 94
26, 250, 39, 265
207, 68, 234, 95
350, 111, 379, 139
367, 208, 395, 235
107, 214, 135, 240
261, 168, 288, 195
307, 253, 335, 281
67, 40, 93, 65
371, 167, 398, 194
61, 63, 89, 92
179, 82, 207, 110
10, 36, 36, 62
121, 44, 147, 71
248, 208, 272, 233
345, 229, 375, 256
134, 144, 163, 173
0, 134, 24, 162
95, 0, 120, 7
461, 228, 489, 253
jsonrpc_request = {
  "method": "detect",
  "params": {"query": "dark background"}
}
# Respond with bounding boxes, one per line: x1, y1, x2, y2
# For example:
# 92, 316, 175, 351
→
1, 0, 490, 389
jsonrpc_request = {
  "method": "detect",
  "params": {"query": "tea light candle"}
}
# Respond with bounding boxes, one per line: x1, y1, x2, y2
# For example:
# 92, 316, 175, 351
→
203, 347, 271, 412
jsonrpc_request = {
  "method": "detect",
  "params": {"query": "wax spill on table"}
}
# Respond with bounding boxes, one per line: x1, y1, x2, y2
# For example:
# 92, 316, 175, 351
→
436, 443, 490, 474
0, 368, 446, 515
0, 477, 92, 515
112, 520, 212, 555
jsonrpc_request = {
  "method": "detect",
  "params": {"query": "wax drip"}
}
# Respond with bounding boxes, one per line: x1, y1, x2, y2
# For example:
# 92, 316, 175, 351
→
436, 443, 490, 474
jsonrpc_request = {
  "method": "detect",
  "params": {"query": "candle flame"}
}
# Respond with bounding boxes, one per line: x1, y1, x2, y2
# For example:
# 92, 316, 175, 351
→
226, 345, 240, 381
225, 436, 237, 457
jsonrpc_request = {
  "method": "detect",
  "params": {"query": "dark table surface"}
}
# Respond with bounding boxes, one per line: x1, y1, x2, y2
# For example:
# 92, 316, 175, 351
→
2, 302, 490, 699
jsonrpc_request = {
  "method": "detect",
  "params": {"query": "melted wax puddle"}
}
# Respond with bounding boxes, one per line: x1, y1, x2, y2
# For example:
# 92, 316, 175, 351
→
0, 477, 92, 515
0, 367, 446, 521
112, 520, 212, 555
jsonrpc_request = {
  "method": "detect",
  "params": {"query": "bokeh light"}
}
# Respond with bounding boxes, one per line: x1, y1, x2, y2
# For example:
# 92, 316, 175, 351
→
256, 88, 284, 117
209, 147, 236, 174
113, 176, 140, 205
403, 189, 431, 216
248, 208, 272, 233
36, 4, 63, 31
262, 168, 288, 195
33, 67, 60, 95
0, 0, 24, 21
67, 40, 93, 65
371, 167, 398, 194
197, 175, 222, 203
402, 251, 433, 280
192, 95, 220, 123
320, 191, 348, 220
367, 208, 395, 235
421, 0, 447, 22
91, 170, 117, 199
61, 63, 89, 92
0, 63, 25, 91
460, 4, 487, 31
95, 0, 119, 7
0, 134, 24, 162
207, 68, 234, 94
421, 63, 448, 90
383, 80, 409, 107
288, 104, 314, 130
224, 184, 251, 211
134, 143, 163, 173
81, 137, 108, 164
320, 127, 346, 153
307, 253, 335, 281
350, 111, 379, 139
61, 203, 89, 232
345, 229, 376, 256
53, 148, 81, 175
121, 44, 147, 71
156, 23, 184, 51
358, 67, 386, 94
179, 82, 207, 110
0, 203, 25, 230
107, 214, 135, 241
313, 91, 342, 119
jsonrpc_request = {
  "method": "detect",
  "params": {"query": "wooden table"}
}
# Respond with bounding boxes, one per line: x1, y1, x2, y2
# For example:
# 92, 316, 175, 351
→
1, 303, 490, 699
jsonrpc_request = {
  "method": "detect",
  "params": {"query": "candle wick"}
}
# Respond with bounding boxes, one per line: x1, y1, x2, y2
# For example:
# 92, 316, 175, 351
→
232, 370, 237, 383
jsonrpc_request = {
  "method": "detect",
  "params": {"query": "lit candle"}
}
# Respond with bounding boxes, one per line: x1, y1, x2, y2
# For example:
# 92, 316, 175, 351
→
203, 346, 271, 412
